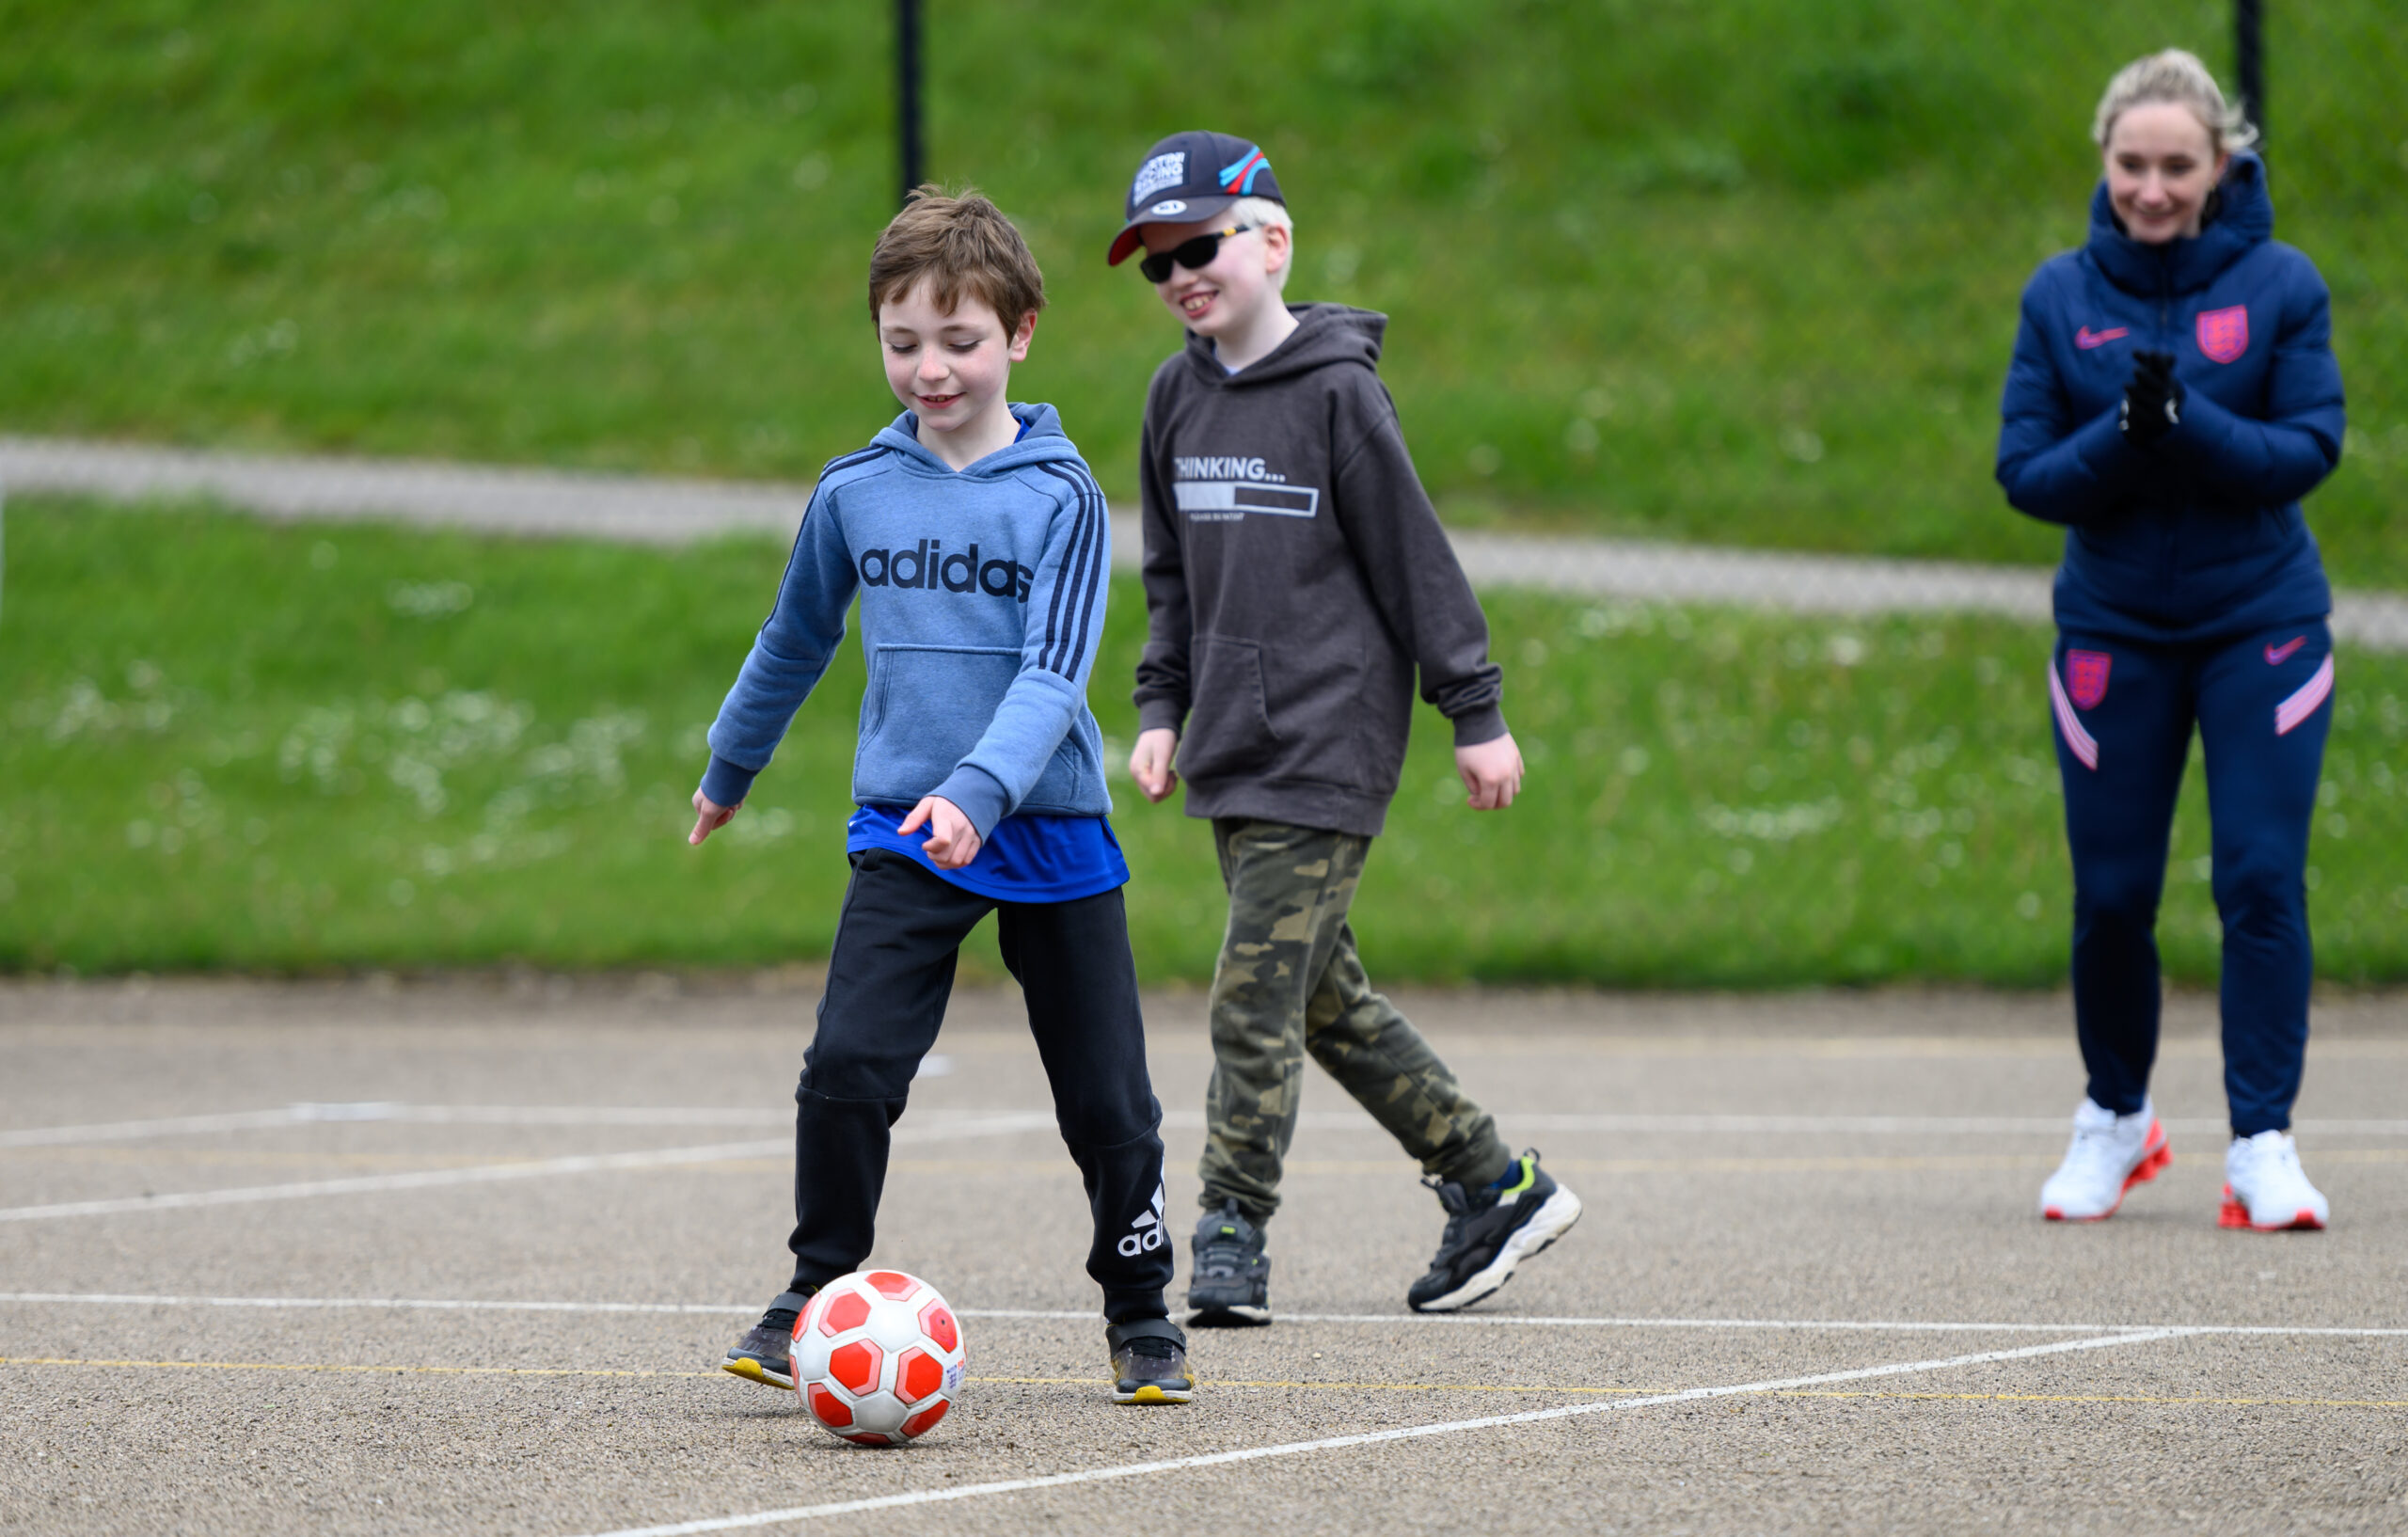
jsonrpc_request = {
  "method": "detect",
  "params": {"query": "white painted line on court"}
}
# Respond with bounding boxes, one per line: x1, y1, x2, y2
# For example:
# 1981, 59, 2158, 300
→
0, 1291, 754, 1316
553, 1329, 2200, 1537
7, 1291, 2405, 1339
305, 1104, 781, 1127
0, 1112, 1058, 1224
0, 1139, 786, 1224
0, 1108, 351, 1148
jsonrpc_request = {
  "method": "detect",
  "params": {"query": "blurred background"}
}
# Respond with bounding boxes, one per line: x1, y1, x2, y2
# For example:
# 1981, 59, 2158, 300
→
3, 0, 2401, 986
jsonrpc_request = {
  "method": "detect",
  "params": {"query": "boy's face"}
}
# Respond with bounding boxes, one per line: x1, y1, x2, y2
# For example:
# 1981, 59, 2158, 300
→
878, 277, 1035, 437
1139, 216, 1290, 339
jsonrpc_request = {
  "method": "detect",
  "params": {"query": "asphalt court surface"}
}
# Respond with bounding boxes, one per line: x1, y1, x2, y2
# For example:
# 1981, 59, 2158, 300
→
3, 977, 2404, 1534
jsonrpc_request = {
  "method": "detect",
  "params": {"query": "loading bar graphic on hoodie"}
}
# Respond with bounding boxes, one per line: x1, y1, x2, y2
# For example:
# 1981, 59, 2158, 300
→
1170, 454, 1320, 519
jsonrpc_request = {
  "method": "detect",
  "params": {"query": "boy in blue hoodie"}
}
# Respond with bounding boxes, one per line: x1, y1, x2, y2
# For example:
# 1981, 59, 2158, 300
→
691, 188, 1191, 1404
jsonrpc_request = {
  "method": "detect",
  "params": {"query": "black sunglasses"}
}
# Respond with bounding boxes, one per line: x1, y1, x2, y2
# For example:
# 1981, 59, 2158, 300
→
1137, 225, 1259, 283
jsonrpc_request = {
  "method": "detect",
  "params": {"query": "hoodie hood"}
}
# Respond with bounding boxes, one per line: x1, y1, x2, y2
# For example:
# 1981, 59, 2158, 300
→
2086, 151, 2273, 297
871, 402, 1085, 476
1180, 303, 1386, 388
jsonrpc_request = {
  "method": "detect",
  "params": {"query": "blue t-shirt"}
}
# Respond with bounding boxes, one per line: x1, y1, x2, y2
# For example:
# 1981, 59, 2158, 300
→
847, 804, 1130, 903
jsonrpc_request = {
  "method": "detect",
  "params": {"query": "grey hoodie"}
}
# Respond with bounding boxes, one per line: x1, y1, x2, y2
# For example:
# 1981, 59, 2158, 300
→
1133, 304, 1505, 837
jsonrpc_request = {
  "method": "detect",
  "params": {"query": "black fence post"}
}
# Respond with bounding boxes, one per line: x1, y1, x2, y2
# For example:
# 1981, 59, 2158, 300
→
2236, 0, 2265, 151
897, 0, 924, 206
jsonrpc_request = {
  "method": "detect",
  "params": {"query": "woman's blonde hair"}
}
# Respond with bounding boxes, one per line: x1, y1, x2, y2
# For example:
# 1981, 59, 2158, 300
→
2092, 48, 2258, 154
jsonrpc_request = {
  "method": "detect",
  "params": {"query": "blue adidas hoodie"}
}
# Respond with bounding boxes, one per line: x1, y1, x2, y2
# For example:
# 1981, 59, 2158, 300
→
701, 404, 1113, 838
1995, 153, 2344, 643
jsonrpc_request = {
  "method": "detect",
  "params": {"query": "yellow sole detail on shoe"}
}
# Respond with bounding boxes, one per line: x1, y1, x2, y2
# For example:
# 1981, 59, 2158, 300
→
1121, 1384, 1194, 1404
721, 1357, 787, 1388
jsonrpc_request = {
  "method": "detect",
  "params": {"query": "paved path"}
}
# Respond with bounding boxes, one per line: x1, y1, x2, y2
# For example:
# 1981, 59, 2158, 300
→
3, 976, 2404, 1536
7, 435, 2403, 648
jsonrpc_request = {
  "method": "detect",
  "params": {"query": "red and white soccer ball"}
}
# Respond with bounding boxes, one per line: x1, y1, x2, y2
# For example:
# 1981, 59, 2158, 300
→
791, 1271, 966, 1447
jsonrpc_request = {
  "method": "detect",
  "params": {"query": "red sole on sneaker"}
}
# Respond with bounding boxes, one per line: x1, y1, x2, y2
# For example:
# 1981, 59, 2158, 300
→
2042, 1122, 2170, 1223
2218, 1184, 2326, 1231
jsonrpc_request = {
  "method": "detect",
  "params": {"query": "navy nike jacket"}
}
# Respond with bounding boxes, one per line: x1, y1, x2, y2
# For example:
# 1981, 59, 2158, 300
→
1995, 152, 2345, 643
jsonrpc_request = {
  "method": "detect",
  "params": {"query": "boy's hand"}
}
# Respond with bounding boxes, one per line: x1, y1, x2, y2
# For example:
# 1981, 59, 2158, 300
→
689, 790, 739, 846
1129, 728, 1180, 803
1455, 733, 1526, 811
898, 796, 983, 869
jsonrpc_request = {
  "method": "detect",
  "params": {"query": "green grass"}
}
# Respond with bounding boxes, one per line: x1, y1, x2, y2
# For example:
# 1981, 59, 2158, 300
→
8, 499, 2405, 985
4, 2, 2403, 578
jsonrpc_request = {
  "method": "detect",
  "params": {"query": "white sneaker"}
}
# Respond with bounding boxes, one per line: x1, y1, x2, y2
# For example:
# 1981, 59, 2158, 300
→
2221, 1131, 2329, 1231
2039, 1098, 2170, 1221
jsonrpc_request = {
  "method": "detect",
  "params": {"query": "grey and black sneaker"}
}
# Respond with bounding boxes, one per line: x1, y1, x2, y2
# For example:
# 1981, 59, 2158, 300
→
1406, 1150, 1582, 1313
720, 1288, 814, 1389
1186, 1198, 1273, 1327
1107, 1317, 1195, 1404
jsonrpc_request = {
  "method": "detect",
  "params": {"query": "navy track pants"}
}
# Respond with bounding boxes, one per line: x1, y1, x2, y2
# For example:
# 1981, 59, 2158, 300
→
784, 849, 1172, 1324
2050, 621, 2335, 1136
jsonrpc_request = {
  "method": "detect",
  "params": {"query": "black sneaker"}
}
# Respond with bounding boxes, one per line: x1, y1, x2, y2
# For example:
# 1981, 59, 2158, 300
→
1107, 1318, 1195, 1404
1406, 1150, 1582, 1313
1186, 1198, 1272, 1327
721, 1288, 814, 1389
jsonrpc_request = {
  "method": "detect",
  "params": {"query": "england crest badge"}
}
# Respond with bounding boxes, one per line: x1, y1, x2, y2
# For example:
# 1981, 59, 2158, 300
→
2067, 649, 2112, 709
2196, 305, 2249, 365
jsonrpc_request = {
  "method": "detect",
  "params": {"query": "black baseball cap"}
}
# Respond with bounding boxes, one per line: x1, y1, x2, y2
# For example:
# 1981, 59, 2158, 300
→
1105, 130, 1285, 266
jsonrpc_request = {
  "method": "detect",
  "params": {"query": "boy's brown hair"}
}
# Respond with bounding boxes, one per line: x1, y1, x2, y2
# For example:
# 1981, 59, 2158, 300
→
868, 184, 1046, 327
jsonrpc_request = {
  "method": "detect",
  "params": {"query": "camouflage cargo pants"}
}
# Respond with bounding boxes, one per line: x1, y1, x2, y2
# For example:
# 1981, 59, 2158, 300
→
1198, 817, 1513, 1222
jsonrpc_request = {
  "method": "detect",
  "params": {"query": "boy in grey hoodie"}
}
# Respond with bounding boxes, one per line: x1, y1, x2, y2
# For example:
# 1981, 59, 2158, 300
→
693, 188, 1191, 1405
1108, 134, 1583, 1322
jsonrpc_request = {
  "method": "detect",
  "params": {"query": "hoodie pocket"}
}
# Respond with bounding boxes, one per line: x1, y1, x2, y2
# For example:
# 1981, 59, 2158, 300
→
855, 643, 1019, 801
1174, 635, 1279, 781
1262, 635, 1381, 791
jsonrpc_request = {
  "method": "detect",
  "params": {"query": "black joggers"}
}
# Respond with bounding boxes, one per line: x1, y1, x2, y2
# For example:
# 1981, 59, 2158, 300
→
784, 849, 1172, 1324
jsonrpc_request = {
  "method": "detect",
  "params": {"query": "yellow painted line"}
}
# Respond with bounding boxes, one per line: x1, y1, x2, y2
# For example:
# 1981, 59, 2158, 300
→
1083, 1037, 2119, 1062
1294, 1155, 2069, 1175
967, 1374, 1666, 1396
0, 1356, 1652, 1395
863, 1150, 2408, 1178
1404, 1038, 2408, 1062
1297, 1150, 2408, 1175
13, 1149, 2404, 1184
9, 1357, 2402, 1414
0, 1355, 715, 1379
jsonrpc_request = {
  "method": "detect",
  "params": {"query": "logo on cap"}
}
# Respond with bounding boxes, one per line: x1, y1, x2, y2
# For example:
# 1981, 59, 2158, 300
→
1149, 199, 1188, 216
1218, 146, 1271, 195
1131, 151, 1186, 207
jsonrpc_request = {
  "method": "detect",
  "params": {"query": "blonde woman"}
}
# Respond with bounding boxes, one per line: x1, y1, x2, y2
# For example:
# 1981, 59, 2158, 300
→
1996, 50, 2345, 1229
